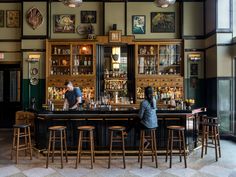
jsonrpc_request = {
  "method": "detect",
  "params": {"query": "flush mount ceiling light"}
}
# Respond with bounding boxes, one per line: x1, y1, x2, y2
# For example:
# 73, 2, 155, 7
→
60, 0, 83, 8
154, 0, 176, 8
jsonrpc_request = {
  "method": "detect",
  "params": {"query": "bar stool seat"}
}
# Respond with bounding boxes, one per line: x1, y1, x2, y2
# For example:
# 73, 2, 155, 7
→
46, 125, 68, 169
108, 126, 126, 169
166, 125, 187, 168
201, 117, 221, 161
11, 124, 33, 164
76, 125, 95, 169
138, 128, 158, 168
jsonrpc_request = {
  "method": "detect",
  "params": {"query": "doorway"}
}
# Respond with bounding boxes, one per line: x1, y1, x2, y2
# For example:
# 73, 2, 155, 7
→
0, 64, 22, 128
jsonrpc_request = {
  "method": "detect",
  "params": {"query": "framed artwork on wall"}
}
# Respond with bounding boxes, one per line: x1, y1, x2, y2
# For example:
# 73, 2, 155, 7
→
0, 10, 4, 27
151, 12, 175, 33
81, 11, 96, 23
54, 14, 75, 33
26, 7, 43, 30
6, 10, 20, 28
132, 15, 145, 34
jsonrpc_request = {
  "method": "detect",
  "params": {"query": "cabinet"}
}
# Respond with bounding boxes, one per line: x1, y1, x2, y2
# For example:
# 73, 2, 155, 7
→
135, 41, 183, 103
46, 40, 96, 107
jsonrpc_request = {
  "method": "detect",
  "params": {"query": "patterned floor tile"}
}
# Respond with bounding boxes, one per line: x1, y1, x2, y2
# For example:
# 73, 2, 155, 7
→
0, 165, 21, 177
22, 167, 56, 177
199, 165, 232, 177
164, 167, 197, 177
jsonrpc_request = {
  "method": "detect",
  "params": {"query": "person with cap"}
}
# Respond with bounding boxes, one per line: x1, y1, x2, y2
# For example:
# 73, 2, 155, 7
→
63, 81, 82, 110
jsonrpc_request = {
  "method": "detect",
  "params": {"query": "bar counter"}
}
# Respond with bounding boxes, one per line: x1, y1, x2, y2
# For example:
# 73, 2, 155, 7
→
34, 108, 204, 153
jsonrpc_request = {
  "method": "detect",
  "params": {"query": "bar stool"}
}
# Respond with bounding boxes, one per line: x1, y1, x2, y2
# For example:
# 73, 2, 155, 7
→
46, 126, 68, 169
201, 117, 221, 161
11, 124, 32, 164
108, 126, 126, 169
165, 126, 187, 168
75, 126, 95, 169
138, 128, 158, 168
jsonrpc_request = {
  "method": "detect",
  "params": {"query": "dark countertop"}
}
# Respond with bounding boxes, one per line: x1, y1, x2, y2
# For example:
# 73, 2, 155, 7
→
35, 107, 205, 119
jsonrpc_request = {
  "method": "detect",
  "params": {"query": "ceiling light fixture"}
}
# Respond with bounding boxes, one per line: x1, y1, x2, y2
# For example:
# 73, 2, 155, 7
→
154, 0, 176, 8
60, 0, 83, 8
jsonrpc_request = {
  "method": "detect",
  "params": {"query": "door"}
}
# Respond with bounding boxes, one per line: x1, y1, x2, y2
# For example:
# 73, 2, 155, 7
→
0, 64, 22, 128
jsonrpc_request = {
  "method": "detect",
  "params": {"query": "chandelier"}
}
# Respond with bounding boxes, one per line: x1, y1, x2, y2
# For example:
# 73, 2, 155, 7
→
154, 0, 176, 8
60, 0, 83, 8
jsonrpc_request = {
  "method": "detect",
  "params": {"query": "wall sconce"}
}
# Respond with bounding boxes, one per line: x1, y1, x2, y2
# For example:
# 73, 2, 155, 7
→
60, 0, 83, 8
28, 54, 40, 62
154, 0, 176, 8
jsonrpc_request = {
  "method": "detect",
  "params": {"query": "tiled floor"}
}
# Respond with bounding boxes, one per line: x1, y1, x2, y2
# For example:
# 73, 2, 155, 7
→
1, 130, 236, 177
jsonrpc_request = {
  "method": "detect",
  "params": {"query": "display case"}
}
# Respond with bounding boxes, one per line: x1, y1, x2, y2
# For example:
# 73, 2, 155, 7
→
135, 41, 183, 104
46, 40, 96, 107
137, 42, 182, 75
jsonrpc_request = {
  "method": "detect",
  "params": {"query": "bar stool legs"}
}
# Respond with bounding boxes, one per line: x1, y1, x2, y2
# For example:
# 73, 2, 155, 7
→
11, 124, 32, 164
46, 126, 68, 169
108, 126, 126, 169
201, 122, 221, 161
75, 126, 95, 169
166, 126, 187, 168
138, 128, 158, 168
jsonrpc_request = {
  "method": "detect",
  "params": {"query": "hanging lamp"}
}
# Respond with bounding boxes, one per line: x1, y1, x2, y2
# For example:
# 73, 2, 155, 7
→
154, 0, 176, 8
60, 0, 83, 8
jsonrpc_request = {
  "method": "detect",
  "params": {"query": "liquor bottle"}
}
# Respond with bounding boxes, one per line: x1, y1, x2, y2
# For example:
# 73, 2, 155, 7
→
88, 57, 91, 66
84, 57, 87, 66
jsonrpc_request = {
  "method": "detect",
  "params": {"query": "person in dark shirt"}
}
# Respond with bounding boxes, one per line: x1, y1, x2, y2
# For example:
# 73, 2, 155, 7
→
63, 81, 82, 110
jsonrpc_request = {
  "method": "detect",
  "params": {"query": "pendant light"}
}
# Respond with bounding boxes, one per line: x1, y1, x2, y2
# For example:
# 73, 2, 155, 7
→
154, 0, 176, 8
60, 0, 83, 8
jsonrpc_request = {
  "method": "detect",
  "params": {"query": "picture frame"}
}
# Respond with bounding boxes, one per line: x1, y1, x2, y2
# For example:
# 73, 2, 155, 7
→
54, 14, 75, 33
109, 30, 122, 43
132, 15, 145, 34
6, 10, 20, 28
26, 7, 43, 30
151, 12, 175, 33
0, 10, 4, 27
81, 11, 96, 23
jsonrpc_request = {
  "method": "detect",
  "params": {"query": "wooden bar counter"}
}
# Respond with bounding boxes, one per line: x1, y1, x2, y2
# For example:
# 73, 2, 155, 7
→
34, 108, 204, 153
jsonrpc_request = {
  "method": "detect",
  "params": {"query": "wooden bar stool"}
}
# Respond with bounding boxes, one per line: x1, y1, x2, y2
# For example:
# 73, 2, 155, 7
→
165, 126, 187, 168
11, 124, 33, 164
46, 126, 68, 169
201, 119, 221, 161
138, 128, 158, 168
75, 126, 95, 169
108, 126, 126, 169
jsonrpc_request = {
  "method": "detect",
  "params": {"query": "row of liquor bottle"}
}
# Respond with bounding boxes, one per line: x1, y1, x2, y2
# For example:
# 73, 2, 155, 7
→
50, 67, 93, 75
48, 86, 95, 101
104, 69, 127, 78
138, 45, 181, 56
136, 86, 183, 100
73, 56, 93, 66
50, 67, 70, 75
52, 46, 92, 55
104, 80, 127, 90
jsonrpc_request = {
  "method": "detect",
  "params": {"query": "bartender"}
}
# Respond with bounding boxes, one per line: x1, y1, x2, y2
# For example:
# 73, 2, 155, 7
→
63, 81, 82, 110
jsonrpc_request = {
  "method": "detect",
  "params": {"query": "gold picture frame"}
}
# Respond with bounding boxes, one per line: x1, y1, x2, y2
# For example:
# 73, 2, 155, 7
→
6, 10, 20, 28
109, 30, 122, 43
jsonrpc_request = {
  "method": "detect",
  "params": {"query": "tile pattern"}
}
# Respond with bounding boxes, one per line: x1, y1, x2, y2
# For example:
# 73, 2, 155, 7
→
0, 130, 236, 177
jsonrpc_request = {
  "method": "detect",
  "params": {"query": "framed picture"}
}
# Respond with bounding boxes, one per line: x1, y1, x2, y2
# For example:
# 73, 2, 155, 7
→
109, 30, 122, 43
81, 11, 96, 23
26, 7, 43, 30
0, 10, 4, 27
6, 10, 20, 28
54, 14, 75, 33
132, 15, 145, 34
151, 12, 175, 33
